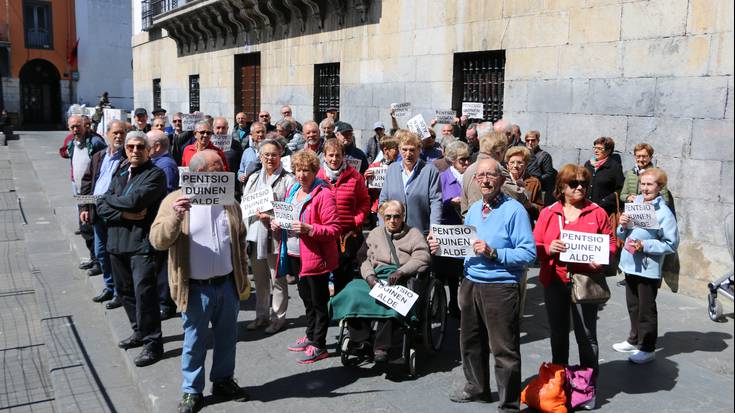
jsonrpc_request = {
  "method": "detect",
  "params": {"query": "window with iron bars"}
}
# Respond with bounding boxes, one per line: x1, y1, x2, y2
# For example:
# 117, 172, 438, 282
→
152, 78, 161, 110
141, 0, 178, 31
189, 75, 200, 113
23, 1, 53, 49
451, 50, 506, 123
313, 63, 340, 122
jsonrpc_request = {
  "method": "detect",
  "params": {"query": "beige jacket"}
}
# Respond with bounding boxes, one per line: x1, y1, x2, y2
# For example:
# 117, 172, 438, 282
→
460, 153, 529, 216
149, 190, 250, 312
359, 225, 431, 280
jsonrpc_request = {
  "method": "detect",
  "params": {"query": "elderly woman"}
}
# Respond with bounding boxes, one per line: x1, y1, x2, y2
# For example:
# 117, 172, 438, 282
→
505, 145, 543, 220
243, 139, 295, 334
620, 143, 673, 211
273, 150, 340, 364
278, 118, 305, 152
379, 130, 442, 236
365, 136, 399, 219
332, 200, 431, 362
584, 137, 624, 216
533, 164, 617, 408
613, 168, 678, 364
316, 138, 370, 295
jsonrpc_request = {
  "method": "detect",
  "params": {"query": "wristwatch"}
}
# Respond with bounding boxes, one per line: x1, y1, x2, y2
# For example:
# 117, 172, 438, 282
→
487, 247, 498, 261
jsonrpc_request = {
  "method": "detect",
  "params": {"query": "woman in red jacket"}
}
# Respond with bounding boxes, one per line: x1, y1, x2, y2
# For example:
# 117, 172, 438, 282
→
317, 138, 370, 296
533, 164, 616, 409
273, 150, 340, 364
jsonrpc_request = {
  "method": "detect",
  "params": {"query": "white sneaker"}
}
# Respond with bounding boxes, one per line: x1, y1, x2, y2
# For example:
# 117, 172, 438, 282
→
246, 318, 268, 331
579, 395, 596, 410
264, 318, 286, 334
628, 350, 655, 364
612, 340, 638, 353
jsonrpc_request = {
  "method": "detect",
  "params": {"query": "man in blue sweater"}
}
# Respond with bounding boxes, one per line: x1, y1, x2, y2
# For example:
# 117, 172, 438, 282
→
431, 157, 535, 412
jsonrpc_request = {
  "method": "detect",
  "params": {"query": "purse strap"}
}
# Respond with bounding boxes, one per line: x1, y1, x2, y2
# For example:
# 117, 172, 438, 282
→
383, 228, 401, 267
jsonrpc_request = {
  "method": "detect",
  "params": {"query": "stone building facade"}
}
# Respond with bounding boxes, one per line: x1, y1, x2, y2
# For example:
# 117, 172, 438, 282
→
131, 0, 734, 297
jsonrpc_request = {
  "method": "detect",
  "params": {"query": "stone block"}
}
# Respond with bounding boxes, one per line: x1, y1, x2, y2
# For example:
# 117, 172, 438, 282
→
405, 82, 434, 110
677, 198, 729, 245
504, 13, 569, 48
544, 145, 582, 167
505, 47, 559, 80
342, 84, 374, 108
569, 5, 621, 44
502, 0, 544, 17
623, 36, 710, 78
690, 119, 735, 161
546, 113, 628, 150
371, 82, 406, 107
676, 159, 721, 201
709, 33, 734, 76
430, 81, 453, 109
621, 0, 688, 39
412, 27, 454, 56
687, 0, 734, 34
625, 117, 692, 158
457, 0, 503, 22
415, 54, 452, 82
502, 111, 549, 141
655, 76, 728, 119
726, 85, 734, 120
527, 79, 573, 113
359, 59, 386, 84
719, 161, 735, 204
503, 80, 528, 112
572, 77, 656, 116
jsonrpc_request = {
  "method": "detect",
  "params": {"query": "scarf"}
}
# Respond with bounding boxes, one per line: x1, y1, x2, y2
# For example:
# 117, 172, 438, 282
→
323, 161, 346, 183
590, 156, 608, 171
246, 167, 283, 260
449, 165, 463, 186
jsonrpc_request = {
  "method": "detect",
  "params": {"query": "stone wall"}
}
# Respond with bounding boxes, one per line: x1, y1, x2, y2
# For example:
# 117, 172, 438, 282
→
131, 0, 734, 297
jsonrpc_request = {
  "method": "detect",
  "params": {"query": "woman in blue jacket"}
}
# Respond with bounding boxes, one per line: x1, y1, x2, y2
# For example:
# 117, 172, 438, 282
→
613, 168, 679, 364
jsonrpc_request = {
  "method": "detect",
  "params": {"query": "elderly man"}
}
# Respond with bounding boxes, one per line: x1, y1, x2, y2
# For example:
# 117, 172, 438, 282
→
277, 117, 305, 152
430, 158, 535, 411
364, 121, 385, 164
151, 117, 167, 133
335, 121, 368, 173
170, 112, 194, 166
232, 112, 251, 147
325, 106, 339, 121
182, 120, 228, 169
509, 124, 523, 147
133, 108, 151, 132
319, 117, 335, 141
96, 131, 167, 367
466, 123, 480, 161
258, 110, 276, 132
303, 121, 323, 154
80, 119, 126, 307
150, 150, 251, 413
212, 117, 243, 175
237, 121, 267, 182
280, 105, 302, 131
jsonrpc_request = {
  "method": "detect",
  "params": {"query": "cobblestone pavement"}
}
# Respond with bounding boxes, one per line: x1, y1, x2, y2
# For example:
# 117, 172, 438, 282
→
3, 131, 733, 413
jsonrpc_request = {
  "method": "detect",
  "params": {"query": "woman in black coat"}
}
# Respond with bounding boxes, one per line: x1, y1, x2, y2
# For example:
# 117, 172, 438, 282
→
584, 136, 624, 215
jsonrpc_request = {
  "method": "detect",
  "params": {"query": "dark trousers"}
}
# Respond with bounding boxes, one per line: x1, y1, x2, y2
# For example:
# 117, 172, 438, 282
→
347, 318, 398, 352
156, 251, 176, 311
79, 206, 96, 261
544, 277, 599, 373
297, 272, 330, 349
332, 233, 364, 296
110, 253, 163, 348
434, 255, 463, 310
459, 280, 521, 413
624, 274, 660, 352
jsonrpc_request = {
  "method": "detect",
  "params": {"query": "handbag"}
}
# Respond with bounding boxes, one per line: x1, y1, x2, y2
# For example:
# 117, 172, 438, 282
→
521, 362, 568, 413
563, 365, 596, 410
558, 215, 611, 305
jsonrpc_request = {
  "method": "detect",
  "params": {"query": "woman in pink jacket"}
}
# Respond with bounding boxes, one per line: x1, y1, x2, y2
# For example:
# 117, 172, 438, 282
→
273, 149, 340, 364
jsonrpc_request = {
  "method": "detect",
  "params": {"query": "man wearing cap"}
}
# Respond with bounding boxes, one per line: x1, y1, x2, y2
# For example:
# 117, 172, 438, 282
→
134, 108, 151, 133
325, 107, 338, 121
364, 121, 386, 164
334, 121, 368, 174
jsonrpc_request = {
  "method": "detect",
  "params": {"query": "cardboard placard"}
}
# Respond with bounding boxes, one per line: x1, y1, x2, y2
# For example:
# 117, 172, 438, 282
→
431, 224, 478, 257
180, 172, 235, 205
391, 102, 412, 118
178, 166, 189, 179
281, 155, 292, 172
182, 114, 204, 132
211, 134, 233, 152
369, 283, 420, 317
559, 231, 610, 265
406, 114, 431, 139
624, 203, 659, 229
272, 201, 298, 230
461, 102, 484, 119
73, 195, 101, 205
240, 187, 275, 218
346, 158, 363, 171
367, 165, 388, 189
435, 109, 456, 124
101, 108, 126, 136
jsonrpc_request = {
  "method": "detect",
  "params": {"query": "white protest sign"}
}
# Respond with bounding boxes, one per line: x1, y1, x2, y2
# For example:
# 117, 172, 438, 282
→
435, 109, 456, 124
240, 187, 274, 218
391, 102, 412, 118
73, 195, 101, 205
211, 134, 233, 151
178, 166, 189, 180
281, 155, 292, 172
367, 165, 388, 189
84, 107, 96, 118
461, 102, 484, 119
559, 231, 610, 265
182, 114, 204, 131
624, 203, 659, 229
406, 113, 431, 139
180, 172, 235, 205
431, 224, 478, 257
101, 108, 125, 136
369, 283, 419, 317
346, 157, 363, 171
272, 201, 298, 230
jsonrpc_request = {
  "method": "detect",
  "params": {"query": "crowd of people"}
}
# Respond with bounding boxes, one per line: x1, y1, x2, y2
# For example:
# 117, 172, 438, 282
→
60, 104, 679, 413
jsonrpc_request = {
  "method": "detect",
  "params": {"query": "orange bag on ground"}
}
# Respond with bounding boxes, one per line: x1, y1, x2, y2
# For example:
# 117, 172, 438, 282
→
521, 362, 568, 413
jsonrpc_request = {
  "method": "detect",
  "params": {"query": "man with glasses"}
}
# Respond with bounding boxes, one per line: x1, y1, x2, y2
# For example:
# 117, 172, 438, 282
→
97, 131, 167, 367
258, 111, 276, 132
212, 117, 243, 175
181, 120, 229, 169
170, 112, 194, 165
280, 105, 302, 131
524, 131, 557, 205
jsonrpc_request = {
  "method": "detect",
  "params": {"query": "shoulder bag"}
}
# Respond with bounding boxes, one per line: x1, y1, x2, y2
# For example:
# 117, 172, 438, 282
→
558, 215, 610, 305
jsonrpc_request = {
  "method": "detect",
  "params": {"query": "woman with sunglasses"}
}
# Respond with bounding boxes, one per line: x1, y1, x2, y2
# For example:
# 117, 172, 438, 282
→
584, 137, 624, 216
533, 164, 617, 409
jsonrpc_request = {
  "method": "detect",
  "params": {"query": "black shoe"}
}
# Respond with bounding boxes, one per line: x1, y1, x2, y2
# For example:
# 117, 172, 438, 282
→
74, 229, 82, 236
160, 307, 177, 320
448, 388, 492, 403
346, 340, 371, 357
118, 334, 144, 350
178, 393, 203, 413
78, 260, 94, 270
373, 348, 388, 363
86, 264, 102, 276
133, 345, 162, 367
105, 296, 123, 309
211, 378, 249, 401
92, 289, 113, 303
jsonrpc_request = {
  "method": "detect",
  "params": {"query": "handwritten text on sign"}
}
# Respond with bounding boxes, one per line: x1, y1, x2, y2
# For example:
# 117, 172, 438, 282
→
390, 102, 412, 118
74, 195, 101, 205
435, 110, 456, 124
406, 113, 432, 139
624, 203, 659, 229
367, 165, 388, 189
369, 283, 419, 317
240, 187, 274, 218
559, 230, 610, 265
182, 114, 204, 131
462, 102, 484, 119
272, 201, 298, 230
346, 158, 363, 171
180, 172, 235, 205
211, 134, 233, 151
431, 224, 478, 257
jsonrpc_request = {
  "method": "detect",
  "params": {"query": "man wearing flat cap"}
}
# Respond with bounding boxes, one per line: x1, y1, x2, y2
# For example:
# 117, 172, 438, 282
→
134, 108, 151, 133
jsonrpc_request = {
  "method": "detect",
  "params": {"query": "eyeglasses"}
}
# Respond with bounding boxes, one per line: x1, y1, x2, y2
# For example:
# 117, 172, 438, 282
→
196, 131, 212, 136
261, 152, 280, 159
507, 161, 525, 167
172, 119, 182, 123
259, 114, 269, 118
593, 146, 606, 152
567, 180, 589, 189
525, 138, 538, 143
475, 172, 499, 180
126, 144, 146, 151
384, 214, 402, 221
457, 157, 471, 163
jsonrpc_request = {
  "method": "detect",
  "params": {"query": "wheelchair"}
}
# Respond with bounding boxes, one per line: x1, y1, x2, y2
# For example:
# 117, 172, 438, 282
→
335, 271, 447, 378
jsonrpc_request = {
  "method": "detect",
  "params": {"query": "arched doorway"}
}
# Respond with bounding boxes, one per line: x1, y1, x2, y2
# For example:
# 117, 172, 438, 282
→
19, 59, 61, 126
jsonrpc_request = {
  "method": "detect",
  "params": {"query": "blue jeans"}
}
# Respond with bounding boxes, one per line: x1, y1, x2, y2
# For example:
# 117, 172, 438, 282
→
93, 220, 115, 294
181, 276, 239, 394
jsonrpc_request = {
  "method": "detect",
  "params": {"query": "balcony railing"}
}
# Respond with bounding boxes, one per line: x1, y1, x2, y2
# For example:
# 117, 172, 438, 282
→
142, 0, 179, 31
26, 29, 52, 49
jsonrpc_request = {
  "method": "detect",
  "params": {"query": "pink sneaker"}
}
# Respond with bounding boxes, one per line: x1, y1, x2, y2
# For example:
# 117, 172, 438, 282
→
297, 345, 328, 364
287, 336, 313, 352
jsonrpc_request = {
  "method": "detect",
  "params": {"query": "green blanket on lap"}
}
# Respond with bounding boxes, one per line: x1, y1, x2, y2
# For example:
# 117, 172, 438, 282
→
330, 265, 402, 320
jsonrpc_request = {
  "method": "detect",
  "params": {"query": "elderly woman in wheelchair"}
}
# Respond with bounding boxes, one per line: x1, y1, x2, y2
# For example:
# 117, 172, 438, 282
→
331, 200, 431, 364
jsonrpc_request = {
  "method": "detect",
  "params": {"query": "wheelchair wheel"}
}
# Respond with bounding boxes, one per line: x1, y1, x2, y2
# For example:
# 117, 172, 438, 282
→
708, 292, 724, 322
340, 336, 360, 366
407, 349, 417, 378
421, 278, 447, 353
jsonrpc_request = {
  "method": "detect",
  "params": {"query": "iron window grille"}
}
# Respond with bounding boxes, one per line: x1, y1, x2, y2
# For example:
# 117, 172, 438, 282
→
451, 50, 506, 123
313, 63, 340, 122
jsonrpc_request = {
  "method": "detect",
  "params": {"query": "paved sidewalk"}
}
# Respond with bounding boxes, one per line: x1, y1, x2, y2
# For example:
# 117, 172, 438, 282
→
8, 131, 735, 413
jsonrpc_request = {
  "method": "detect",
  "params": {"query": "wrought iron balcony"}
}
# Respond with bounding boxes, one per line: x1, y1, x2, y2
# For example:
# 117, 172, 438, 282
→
142, 0, 180, 31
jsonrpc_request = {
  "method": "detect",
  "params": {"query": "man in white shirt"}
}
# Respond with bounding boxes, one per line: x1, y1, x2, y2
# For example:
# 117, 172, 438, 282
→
150, 150, 251, 413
